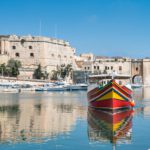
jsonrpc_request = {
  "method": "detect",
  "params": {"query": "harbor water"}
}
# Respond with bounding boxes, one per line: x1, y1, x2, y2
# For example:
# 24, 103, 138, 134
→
0, 87, 149, 150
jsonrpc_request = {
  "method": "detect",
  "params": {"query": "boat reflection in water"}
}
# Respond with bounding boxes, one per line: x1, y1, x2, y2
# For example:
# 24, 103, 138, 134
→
88, 107, 134, 146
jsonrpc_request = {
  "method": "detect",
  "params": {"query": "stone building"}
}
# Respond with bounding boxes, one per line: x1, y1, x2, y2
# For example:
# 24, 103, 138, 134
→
79, 54, 131, 76
0, 35, 75, 79
79, 54, 150, 85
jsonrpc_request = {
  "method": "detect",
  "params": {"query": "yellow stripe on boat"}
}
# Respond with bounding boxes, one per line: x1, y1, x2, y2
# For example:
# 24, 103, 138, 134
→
102, 120, 125, 132
97, 90, 125, 101
112, 120, 124, 131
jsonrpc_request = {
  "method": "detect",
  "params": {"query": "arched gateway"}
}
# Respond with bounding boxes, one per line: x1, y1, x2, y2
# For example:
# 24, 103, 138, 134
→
131, 59, 150, 85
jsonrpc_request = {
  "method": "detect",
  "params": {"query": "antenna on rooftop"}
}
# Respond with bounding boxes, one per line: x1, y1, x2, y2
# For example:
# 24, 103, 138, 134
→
54, 24, 57, 38
39, 20, 42, 36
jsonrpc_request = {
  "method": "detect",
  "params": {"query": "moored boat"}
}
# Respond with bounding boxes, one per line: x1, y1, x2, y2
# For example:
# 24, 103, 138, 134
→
1, 88, 19, 93
87, 74, 135, 110
47, 85, 67, 91
0, 82, 19, 93
67, 83, 88, 91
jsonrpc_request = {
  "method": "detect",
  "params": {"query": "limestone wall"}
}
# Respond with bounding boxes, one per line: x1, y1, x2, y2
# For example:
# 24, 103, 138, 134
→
0, 35, 75, 77
83, 58, 131, 76
142, 59, 150, 85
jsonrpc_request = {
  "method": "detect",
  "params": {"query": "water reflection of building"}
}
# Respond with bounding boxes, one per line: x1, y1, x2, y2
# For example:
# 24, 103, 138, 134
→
132, 87, 150, 117
133, 87, 150, 100
132, 88, 143, 101
141, 87, 150, 117
0, 93, 86, 143
87, 108, 133, 145
142, 87, 150, 100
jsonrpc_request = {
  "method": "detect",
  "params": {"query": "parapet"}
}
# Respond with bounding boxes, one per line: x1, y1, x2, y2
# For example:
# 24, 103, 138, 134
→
0, 35, 70, 46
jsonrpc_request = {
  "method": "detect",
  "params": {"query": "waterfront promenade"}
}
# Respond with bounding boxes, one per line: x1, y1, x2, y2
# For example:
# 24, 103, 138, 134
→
0, 76, 53, 86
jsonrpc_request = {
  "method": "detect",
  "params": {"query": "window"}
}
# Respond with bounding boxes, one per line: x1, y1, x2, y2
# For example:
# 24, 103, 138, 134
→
58, 55, 61, 58
85, 67, 86, 70
111, 66, 113, 70
29, 46, 32, 49
51, 54, 54, 57
105, 66, 107, 70
136, 67, 138, 71
64, 55, 67, 58
21, 39, 25, 45
88, 67, 90, 70
15, 53, 20, 57
97, 66, 99, 70
119, 66, 122, 71
12, 46, 16, 49
94, 66, 96, 69
30, 53, 34, 57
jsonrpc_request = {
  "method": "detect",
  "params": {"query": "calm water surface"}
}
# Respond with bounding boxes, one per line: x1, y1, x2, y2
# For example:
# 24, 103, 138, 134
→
0, 88, 149, 150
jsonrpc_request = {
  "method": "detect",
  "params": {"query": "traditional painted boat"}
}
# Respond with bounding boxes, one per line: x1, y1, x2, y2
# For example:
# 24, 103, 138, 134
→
88, 107, 134, 144
88, 79, 135, 110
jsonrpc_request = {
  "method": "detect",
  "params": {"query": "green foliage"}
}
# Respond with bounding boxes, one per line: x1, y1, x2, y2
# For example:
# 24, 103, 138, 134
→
43, 71, 49, 80
0, 63, 6, 76
7, 59, 22, 77
33, 64, 44, 79
51, 64, 73, 80
51, 70, 58, 80
0, 59, 21, 77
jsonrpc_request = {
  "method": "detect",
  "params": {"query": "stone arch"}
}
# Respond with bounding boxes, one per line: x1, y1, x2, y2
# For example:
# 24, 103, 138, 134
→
132, 74, 142, 84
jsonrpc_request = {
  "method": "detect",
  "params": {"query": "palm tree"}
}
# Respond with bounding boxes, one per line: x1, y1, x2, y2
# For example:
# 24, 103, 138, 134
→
51, 64, 73, 80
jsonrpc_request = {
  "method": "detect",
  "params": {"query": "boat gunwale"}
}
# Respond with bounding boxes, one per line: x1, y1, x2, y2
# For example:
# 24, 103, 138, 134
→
88, 81, 132, 103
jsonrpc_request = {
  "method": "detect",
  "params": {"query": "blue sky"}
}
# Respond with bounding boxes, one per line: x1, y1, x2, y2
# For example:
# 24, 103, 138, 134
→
0, 0, 150, 58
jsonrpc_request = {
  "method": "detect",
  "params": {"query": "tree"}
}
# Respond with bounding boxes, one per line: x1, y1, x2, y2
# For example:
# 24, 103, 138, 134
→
51, 64, 73, 80
42, 71, 49, 80
0, 63, 6, 76
65, 64, 73, 77
33, 64, 43, 79
51, 70, 58, 80
7, 59, 22, 77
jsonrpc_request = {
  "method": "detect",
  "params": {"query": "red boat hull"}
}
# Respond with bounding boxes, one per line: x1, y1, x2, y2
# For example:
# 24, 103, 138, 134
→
88, 80, 134, 110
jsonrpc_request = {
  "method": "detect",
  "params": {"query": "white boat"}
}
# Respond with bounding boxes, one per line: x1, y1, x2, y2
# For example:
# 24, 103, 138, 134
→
67, 83, 88, 91
0, 82, 19, 93
2, 88, 19, 93
35, 82, 67, 92
16, 84, 35, 92
35, 86, 49, 91
47, 85, 67, 91
35, 82, 56, 91
20, 87, 36, 92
